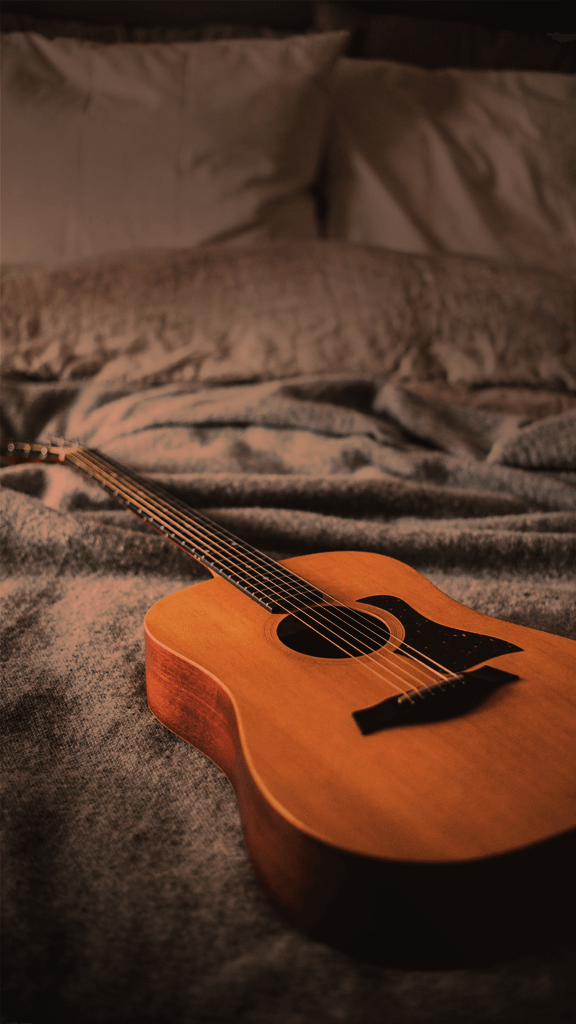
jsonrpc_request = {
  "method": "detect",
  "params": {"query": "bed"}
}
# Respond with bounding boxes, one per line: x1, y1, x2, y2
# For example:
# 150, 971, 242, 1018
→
2, 3, 576, 1023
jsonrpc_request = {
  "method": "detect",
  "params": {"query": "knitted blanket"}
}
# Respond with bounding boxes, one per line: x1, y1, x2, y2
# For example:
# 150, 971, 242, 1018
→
2, 369, 575, 1024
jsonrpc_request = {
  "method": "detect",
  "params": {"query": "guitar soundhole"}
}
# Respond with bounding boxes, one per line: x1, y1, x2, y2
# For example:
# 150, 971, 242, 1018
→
277, 606, 391, 659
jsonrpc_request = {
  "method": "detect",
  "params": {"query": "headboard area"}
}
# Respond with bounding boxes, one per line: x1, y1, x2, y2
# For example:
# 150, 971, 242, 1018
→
2, 1, 574, 69
0, 2, 314, 35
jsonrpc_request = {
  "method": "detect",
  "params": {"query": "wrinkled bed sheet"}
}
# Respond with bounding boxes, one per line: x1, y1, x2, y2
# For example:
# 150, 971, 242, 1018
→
2, 372, 576, 1024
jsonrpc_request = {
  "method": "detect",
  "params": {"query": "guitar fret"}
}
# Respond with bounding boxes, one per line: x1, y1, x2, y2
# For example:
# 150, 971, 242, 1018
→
67, 447, 323, 613
5, 441, 325, 614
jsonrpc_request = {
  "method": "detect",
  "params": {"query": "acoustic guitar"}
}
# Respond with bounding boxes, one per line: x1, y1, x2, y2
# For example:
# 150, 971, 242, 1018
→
4, 439, 576, 965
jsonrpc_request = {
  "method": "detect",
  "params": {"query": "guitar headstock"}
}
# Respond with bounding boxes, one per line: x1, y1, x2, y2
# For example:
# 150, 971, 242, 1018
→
2, 439, 80, 465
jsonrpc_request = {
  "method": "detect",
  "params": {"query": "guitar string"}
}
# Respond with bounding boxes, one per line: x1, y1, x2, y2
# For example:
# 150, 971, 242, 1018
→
56, 442, 379, 640
68, 448, 433, 701
70, 445, 454, 684
69, 446, 459, 697
6, 442, 454, 700
48, 442, 455, 696
67, 445, 457, 699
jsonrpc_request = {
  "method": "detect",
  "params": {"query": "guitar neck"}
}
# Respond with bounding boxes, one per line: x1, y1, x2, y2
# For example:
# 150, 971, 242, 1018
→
5, 441, 323, 613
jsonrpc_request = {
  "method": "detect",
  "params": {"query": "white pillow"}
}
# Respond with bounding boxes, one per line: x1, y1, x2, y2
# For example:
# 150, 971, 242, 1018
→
1, 30, 346, 265
324, 58, 576, 275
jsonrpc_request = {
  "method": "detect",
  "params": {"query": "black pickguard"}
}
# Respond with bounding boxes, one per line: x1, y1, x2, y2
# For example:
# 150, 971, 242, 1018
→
357, 595, 522, 673
353, 596, 523, 734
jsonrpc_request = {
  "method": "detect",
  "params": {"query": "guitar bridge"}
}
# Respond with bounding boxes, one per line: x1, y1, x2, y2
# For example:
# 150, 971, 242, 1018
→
352, 665, 520, 735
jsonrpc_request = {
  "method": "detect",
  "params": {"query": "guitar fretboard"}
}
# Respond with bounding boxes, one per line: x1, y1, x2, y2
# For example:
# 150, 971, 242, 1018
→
66, 446, 323, 614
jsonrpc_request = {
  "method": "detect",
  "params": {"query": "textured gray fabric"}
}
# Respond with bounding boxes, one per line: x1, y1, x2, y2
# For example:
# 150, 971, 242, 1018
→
3, 242, 575, 389
2, 369, 575, 1024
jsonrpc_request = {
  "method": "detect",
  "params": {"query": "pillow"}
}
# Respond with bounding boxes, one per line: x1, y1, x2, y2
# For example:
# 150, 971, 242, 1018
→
324, 59, 576, 276
0, 30, 346, 265
2, 241, 575, 391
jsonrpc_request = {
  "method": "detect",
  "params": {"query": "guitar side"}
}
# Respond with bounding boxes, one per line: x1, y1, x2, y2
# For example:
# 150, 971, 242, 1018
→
145, 549, 576, 964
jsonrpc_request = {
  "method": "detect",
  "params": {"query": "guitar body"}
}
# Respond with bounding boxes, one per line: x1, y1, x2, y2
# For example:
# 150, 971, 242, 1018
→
145, 550, 576, 966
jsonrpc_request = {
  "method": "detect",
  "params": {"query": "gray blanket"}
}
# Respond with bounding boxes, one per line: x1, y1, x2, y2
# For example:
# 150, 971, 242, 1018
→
2, 373, 576, 1024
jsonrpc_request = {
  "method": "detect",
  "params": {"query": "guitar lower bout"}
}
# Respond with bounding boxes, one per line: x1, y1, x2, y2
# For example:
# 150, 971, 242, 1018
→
144, 549, 576, 966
